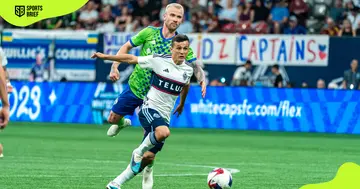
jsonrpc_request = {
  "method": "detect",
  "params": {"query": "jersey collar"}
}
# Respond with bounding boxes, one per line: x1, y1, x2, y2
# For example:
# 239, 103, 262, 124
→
160, 27, 178, 41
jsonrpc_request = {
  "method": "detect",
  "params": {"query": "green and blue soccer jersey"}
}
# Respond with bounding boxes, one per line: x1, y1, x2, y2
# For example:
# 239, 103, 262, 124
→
128, 26, 197, 99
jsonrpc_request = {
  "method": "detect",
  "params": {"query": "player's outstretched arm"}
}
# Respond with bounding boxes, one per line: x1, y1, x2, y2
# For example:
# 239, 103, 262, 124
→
91, 52, 138, 64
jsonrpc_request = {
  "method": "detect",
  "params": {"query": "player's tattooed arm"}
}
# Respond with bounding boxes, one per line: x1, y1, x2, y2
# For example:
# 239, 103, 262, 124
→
92, 52, 138, 64
192, 60, 207, 98
173, 84, 190, 117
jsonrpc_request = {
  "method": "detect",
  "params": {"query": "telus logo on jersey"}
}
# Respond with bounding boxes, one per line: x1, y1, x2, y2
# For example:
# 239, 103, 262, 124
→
151, 73, 185, 96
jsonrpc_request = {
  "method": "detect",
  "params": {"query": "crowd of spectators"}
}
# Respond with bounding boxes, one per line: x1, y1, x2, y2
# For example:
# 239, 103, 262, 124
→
0, 0, 358, 36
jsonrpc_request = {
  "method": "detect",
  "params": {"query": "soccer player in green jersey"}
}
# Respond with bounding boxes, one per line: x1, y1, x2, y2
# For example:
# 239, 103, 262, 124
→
105, 3, 206, 189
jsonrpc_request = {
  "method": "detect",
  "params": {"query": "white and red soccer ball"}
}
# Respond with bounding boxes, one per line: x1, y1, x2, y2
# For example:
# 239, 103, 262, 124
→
207, 168, 233, 189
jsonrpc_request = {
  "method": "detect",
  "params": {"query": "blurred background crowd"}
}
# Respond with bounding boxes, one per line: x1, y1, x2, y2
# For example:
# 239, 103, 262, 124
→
0, 0, 359, 36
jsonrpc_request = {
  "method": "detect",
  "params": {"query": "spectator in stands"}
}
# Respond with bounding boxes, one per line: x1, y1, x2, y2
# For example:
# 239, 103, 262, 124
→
79, 1, 99, 29
271, 64, 283, 88
347, 7, 360, 30
329, 0, 346, 24
252, 0, 270, 23
112, 0, 132, 17
284, 15, 306, 34
317, 79, 326, 89
219, 0, 240, 8
190, 0, 206, 17
338, 18, 356, 36
62, 12, 80, 29
208, 0, 224, 17
115, 6, 131, 31
96, 5, 116, 32
238, 0, 253, 24
218, 0, 238, 31
131, 0, 151, 22
231, 60, 252, 86
190, 13, 202, 33
199, 10, 219, 32
289, 0, 308, 26
177, 17, 193, 34
321, 17, 340, 36
43, 17, 63, 30
342, 59, 360, 89
269, 0, 289, 34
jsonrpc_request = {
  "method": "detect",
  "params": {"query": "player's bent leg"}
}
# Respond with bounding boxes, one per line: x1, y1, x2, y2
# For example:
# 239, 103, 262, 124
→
107, 111, 132, 137
107, 86, 143, 137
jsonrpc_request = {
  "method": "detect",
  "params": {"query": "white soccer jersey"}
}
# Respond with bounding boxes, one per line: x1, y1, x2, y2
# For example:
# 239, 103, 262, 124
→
0, 47, 8, 66
137, 54, 194, 123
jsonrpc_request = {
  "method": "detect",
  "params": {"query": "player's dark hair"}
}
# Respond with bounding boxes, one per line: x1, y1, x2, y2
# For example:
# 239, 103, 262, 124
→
171, 34, 190, 47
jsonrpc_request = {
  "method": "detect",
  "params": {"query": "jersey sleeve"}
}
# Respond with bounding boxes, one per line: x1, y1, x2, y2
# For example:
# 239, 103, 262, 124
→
186, 47, 197, 64
0, 48, 8, 66
129, 27, 152, 47
137, 55, 155, 70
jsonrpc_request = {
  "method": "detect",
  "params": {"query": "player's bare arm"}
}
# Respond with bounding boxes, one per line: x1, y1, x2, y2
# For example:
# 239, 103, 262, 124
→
192, 60, 207, 98
109, 41, 134, 81
92, 52, 138, 65
173, 84, 190, 117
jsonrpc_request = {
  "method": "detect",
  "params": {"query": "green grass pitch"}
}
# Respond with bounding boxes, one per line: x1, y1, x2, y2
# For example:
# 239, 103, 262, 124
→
1, 122, 360, 189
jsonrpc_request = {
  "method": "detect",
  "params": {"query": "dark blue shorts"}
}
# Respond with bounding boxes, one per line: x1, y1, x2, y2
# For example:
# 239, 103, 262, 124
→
138, 107, 169, 154
111, 86, 143, 116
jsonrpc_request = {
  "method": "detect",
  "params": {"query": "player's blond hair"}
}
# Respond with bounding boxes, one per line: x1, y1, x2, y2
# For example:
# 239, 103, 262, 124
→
165, 3, 184, 13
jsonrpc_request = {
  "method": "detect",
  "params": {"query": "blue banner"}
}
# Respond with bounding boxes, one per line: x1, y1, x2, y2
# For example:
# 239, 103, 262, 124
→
8, 82, 360, 134
2, 31, 51, 80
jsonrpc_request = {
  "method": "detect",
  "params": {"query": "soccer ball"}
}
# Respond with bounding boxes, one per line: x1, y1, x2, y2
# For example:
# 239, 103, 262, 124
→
207, 168, 233, 189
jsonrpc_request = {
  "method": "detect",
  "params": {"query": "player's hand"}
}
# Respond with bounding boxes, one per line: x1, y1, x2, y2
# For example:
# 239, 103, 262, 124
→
109, 68, 120, 82
91, 52, 106, 59
200, 81, 207, 98
173, 104, 184, 117
0, 106, 10, 130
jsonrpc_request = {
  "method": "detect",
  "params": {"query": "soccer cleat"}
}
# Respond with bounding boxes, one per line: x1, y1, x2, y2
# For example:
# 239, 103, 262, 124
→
0, 153, 3, 158
142, 166, 153, 189
106, 181, 121, 189
107, 118, 132, 137
130, 150, 143, 174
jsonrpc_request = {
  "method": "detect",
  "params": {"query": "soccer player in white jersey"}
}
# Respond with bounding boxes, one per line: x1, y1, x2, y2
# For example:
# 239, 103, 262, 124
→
91, 34, 193, 189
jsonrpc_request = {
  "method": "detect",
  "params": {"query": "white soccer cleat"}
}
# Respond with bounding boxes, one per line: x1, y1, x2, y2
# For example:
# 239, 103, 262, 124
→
0, 153, 3, 158
107, 118, 132, 137
106, 181, 121, 189
142, 166, 154, 189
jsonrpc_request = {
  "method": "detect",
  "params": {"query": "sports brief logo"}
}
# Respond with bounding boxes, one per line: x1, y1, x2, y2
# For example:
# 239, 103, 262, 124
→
15, 5, 43, 17
15, 6, 25, 17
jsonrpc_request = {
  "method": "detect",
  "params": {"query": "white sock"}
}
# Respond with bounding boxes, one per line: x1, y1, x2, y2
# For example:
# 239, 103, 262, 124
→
135, 132, 159, 156
113, 164, 136, 185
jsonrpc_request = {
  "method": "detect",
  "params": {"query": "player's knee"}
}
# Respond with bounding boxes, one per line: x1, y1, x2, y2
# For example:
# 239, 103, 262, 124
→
156, 127, 170, 139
